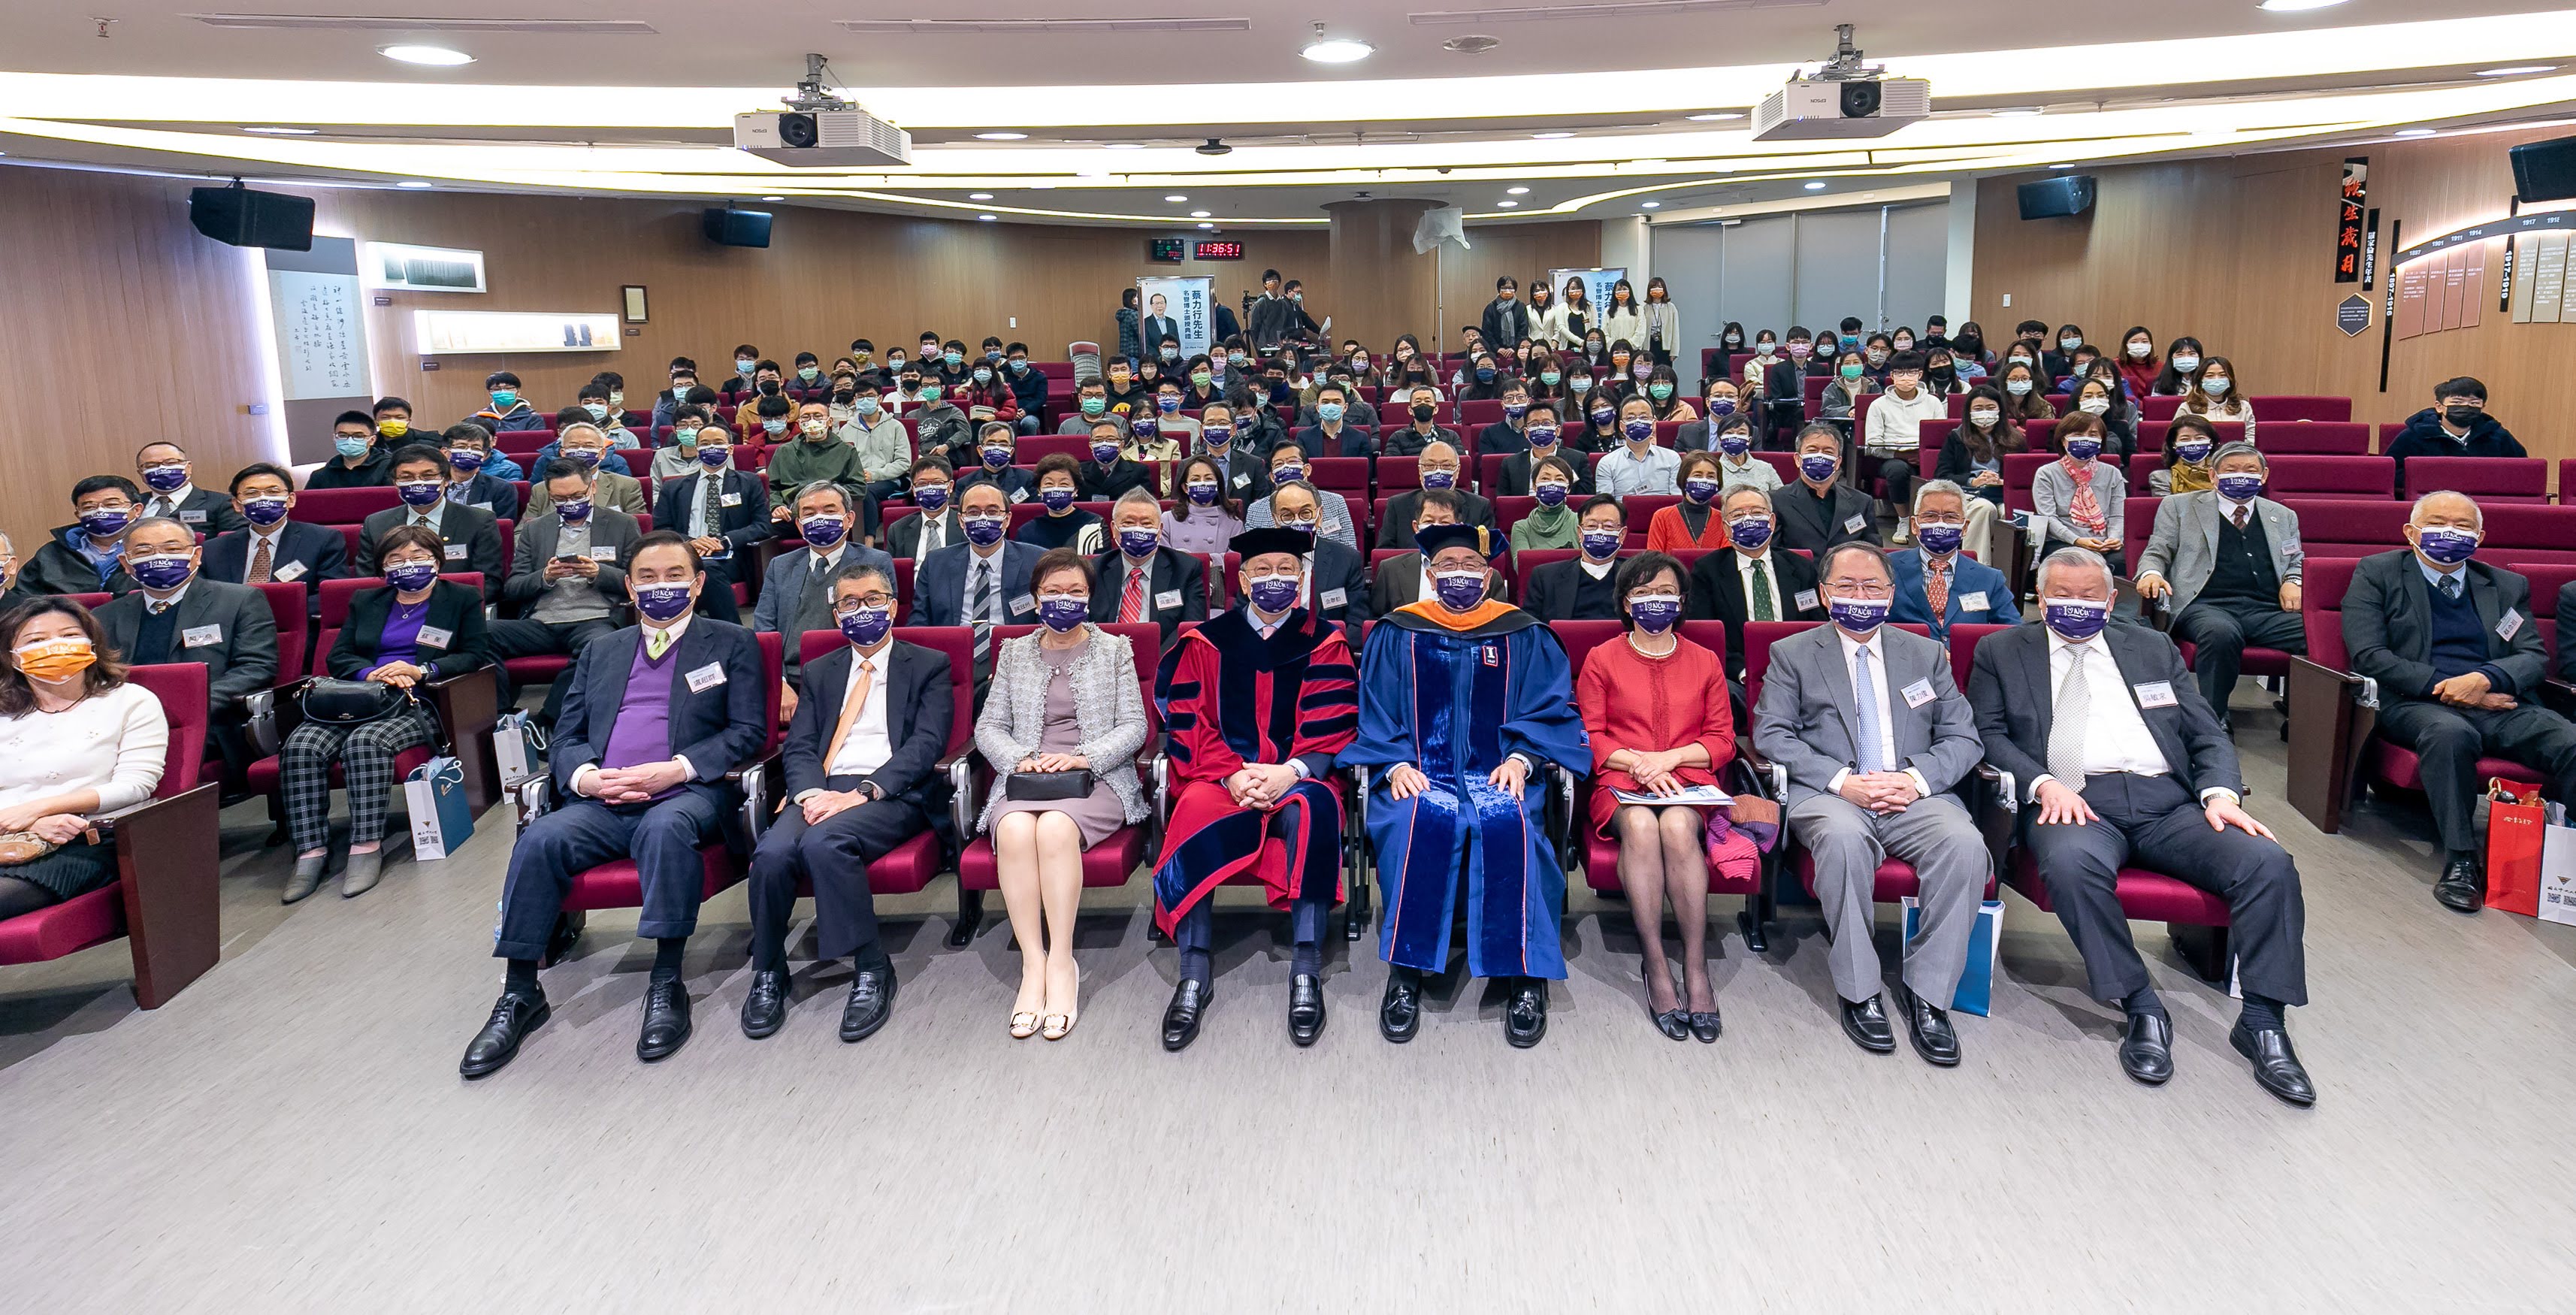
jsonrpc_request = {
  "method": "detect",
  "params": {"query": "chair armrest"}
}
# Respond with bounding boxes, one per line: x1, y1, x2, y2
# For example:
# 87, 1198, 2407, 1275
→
426, 667, 505, 812
1151, 754, 1172, 842
1350, 764, 1374, 834
516, 775, 554, 833
262, 676, 315, 754
948, 754, 977, 845
733, 751, 782, 840
1736, 735, 1786, 800
108, 782, 222, 1008
1973, 763, 2018, 875
2541, 678, 2576, 721
2285, 656, 2374, 836
1552, 764, 1580, 871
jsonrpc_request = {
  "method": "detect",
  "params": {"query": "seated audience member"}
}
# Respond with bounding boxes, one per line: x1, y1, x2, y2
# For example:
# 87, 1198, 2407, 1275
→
437, 424, 522, 518
649, 405, 718, 480
1771, 425, 1879, 556
1369, 490, 1501, 614
909, 479, 1042, 691
1244, 441, 1358, 549
461, 534, 766, 1076
282, 526, 489, 902
368, 396, 425, 456
733, 363, 791, 434
1164, 455, 1245, 556
2344, 491, 2576, 914
1148, 527, 1359, 1050
1493, 405, 1591, 498
2031, 413, 2127, 575
1016, 455, 1105, 554
1260, 481, 1370, 636
653, 428, 769, 622
1707, 415, 1779, 493
2387, 375, 2526, 485
1347, 521, 1589, 1047
886, 460, 960, 561
1994, 361, 2056, 425
1477, 384, 1536, 453
470, 370, 544, 432
1643, 364, 1695, 423
954, 355, 1022, 436
2133, 444, 2306, 727
357, 446, 505, 599
1510, 458, 1587, 552
0, 534, 29, 610
135, 442, 247, 534
1818, 350, 1875, 428
1524, 495, 1629, 619
956, 422, 1038, 506
576, 379, 643, 450
0, 598, 167, 921
2149, 337, 2203, 397
1075, 419, 1153, 503
1645, 451, 1731, 552
739, 560, 951, 1043
975, 550, 1151, 1039
838, 379, 913, 503
2148, 413, 2224, 497
1970, 546, 2314, 1105
1293, 382, 1370, 458
205, 464, 346, 609
97, 516, 277, 783
650, 362, 700, 434
1861, 352, 1943, 543
2172, 355, 2256, 446
307, 410, 394, 489
716, 343, 764, 404
1060, 379, 1129, 440
1688, 483, 1825, 677
766, 399, 871, 521
492, 460, 642, 723
1578, 551, 1755, 1040
1381, 385, 1458, 459
527, 425, 645, 515
1198, 402, 1269, 504
752, 482, 895, 712
1375, 443, 1493, 550
742, 393, 797, 455
1755, 542, 1987, 1066
2070, 375, 2138, 461
1594, 397, 1678, 498
1099, 355, 1148, 416
1937, 385, 2019, 563
1002, 343, 1049, 434
1089, 488, 1207, 643
1887, 481, 2018, 643
1144, 379, 1204, 457
27, 476, 145, 597
1124, 398, 1185, 477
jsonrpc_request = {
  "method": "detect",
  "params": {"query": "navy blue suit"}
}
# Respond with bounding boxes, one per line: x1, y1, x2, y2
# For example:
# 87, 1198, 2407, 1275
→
491, 618, 769, 959
1886, 548, 2020, 641
909, 541, 1042, 627
202, 521, 350, 618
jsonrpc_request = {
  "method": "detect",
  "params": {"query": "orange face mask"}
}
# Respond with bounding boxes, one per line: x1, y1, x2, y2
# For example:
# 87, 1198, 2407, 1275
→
16, 637, 96, 685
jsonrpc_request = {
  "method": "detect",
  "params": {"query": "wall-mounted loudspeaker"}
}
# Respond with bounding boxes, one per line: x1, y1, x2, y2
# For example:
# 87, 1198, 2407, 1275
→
702, 207, 774, 248
2510, 135, 2576, 203
188, 183, 315, 250
2016, 174, 2096, 220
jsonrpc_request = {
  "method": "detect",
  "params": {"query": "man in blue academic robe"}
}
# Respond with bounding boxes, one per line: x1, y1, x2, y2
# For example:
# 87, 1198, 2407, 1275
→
1346, 522, 1590, 1048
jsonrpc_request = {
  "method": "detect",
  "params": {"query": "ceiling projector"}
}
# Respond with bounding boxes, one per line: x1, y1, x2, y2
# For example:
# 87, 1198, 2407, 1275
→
1752, 24, 1930, 141
733, 53, 912, 168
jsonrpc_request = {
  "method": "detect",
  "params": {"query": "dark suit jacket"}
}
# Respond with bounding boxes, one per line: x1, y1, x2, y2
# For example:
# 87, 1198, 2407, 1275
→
1523, 558, 1623, 621
142, 486, 249, 536
357, 503, 505, 600
1368, 551, 1502, 615
2343, 549, 2547, 700
549, 618, 769, 794
1377, 488, 1498, 549
783, 638, 954, 813
204, 521, 349, 615
1378, 425, 1461, 459
886, 509, 961, 561
96, 578, 279, 713
329, 579, 489, 683
22, 527, 138, 597
444, 472, 523, 520
911, 541, 1042, 627
1481, 298, 1532, 351
1770, 481, 1881, 555
1688, 546, 1825, 676
504, 506, 642, 615
1078, 458, 1153, 503
652, 467, 774, 561
1476, 421, 1531, 455
1310, 539, 1370, 639
1087, 546, 1208, 642
1967, 620, 2242, 808
1139, 315, 1181, 353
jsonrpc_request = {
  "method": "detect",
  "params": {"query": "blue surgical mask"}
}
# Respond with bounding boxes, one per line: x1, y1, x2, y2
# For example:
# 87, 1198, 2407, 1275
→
1916, 522, 1964, 556
1432, 570, 1488, 612
800, 515, 847, 547
1247, 574, 1302, 614
2415, 524, 2478, 565
2215, 473, 2264, 502
1629, 594, 1681, 633
634, 584, 694, 622
1038, 595, 1089, 632
1317, 402, 1345, 423
963, 514, 1007, 547
130, 553, 194, 591
943, 350, 963, 368
385, 561, 438, 592
972, 367, 992, 384
1828, 595, 1889, 633
490, 389, 519, 408
335, 437, 373, 460
1156, 394, 1181, 414
1580, 528, 1622, 560
839, 603, 892, 648
584, 403, 609, 421
2042, 597, 2110, 642
1040, 487, 1076, 512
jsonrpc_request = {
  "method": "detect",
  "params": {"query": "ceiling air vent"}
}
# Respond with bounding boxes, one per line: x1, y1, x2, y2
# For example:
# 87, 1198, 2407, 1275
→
1410, 0, 1819, 23
187, 13, 658, 32
839, 17, 1251, 34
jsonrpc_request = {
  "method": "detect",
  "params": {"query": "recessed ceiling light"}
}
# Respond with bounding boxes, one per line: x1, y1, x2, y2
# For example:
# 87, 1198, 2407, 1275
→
1190, 210, 1211, 219
2257, 0, 2348, 11
1198, 222, 1216, 229
1992, 107, 2042, 117
1165, 195, 1187, 202
395, 180, 434, 189
2478, 65, 2558, 77
1497, 200, 1519, 208
1506, 186, 1530, 195
1301, 23, 1372, 63
2396, 128, 2438, 137
379, 44, 472, 66
968, 192, 993, 200
1532, 131, 1574, 140
1640, 201, 1660, 209
1102, 142, 1144, 150
974, 131, 1029, 141
242, 125, 316, 135
2048, 162, 2075, 169
1804, 181, 1828, 190
978, 213, 997, 221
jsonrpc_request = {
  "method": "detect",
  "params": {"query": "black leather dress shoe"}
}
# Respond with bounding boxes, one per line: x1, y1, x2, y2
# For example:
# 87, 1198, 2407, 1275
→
1287, 974, 1326, 1047
2434, 855, 2485, 914
636, 980, 692, 1063
1900, 985, 1960, 1066
1503, 979, 1548, 1048
2230, 1021, 2317, 1107
2118, 1011, 2174, 1085
1840, 995, 1897, 1054
460, 990, 549, 1079
839, 966, 896, 1043
1652, 1005, 1691, 1041
739, 969, 788, 1039
1688, 1008, 1722, 1043
1162, 978, 1212, 1051
1378, 970, 1421, 1044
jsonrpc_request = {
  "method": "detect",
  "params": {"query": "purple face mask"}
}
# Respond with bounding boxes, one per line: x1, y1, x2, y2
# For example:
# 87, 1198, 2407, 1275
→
1915, 522, 1964, 556
1718, 434, 1751, 457
1623, 419, 1655, 444
1683, 476, 1720, 504
800, 515, 846, 548
80, 508, 132, 539
141, 465, 189, 494
1092, 441, 1123, 464
838, 603, 892, 648
1432, 569, 1488, 612
2414, 524, 2478, 566
1421, 469, 1456, 491
1799, 453, 1838, 483
2215, 473, 2263, 502
384, 561, 438, 592
1039, 487, 1076, 513
981, 446, 1012, 470
913, 485, 950, 512
1117, 527, 1159, 558
634, 583, 694, 622
1827, 595, 1889, 634
2042, 597, 2109, 642
1580, 528, 1622, 560
1247, 574, 1302, 614
397, 480, 443, 507
1534, 482, 1569, 509
1038, 594, 1090, 632
2064, 439, 2102, 462
1628, 594, 1681, 633
1727, 515, 1772, 552
962, 514, 1007, 547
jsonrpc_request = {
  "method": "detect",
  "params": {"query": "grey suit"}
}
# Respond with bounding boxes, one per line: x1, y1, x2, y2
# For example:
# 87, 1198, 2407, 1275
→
1752, 623, 1990, 1008
2136, 491, 2308, 713
751, 542, 897, 687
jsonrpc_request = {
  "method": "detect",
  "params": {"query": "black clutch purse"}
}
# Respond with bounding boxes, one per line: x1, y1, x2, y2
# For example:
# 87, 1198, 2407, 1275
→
1005, 769, 1094, 802
300, 677, 410, 724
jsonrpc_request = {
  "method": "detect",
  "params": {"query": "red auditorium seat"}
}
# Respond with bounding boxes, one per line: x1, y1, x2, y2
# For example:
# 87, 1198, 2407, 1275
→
0, 663, 222, 1008
2242, 421, 2369, 455
2254, 395, 2353, 423
2403, 456, 2547, 503
2139, 396, 2182, 422
295, 486, 400, 525
2261, 455, 2393, 499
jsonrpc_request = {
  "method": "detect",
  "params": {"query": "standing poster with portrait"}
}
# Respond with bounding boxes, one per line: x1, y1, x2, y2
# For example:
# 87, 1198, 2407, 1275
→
1548, 266, 1629, 321
1137, 276, 1215, 358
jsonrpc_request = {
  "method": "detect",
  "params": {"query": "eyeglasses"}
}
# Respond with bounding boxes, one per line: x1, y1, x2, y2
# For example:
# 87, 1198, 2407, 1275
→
832, 594, 896, 613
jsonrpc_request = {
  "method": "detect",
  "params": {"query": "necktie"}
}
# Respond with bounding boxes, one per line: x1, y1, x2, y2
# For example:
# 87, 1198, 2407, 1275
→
2441, 575, 2462, 602
1749, 556, 1776, 621
969, 560, 995, 671
1925, 561, 1949, 621
2048, 643, 2092, 786
822, 657, 875, 774
247, 537, 273, 585
413, 512, 432, 529
2232, 506, 2250, 532
1120, 562, 1147, 623
700, 472, 719, 537
646, 626, 673, 660
1851, 645, 1886, 773
922, 517, 942, 555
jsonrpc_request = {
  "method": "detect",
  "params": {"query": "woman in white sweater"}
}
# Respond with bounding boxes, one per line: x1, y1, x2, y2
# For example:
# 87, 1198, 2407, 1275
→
2174, 354, 2258, 446
1599, 278, 1646, 355
1641, 277, 1682, 366
1525, 282, 1567, 354
0, 598, 166, 919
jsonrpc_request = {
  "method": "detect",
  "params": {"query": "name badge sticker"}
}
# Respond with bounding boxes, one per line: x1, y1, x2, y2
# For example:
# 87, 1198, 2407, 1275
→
416, 625, 454, 649
181, 624, 223, 648
2499, 609, 2525, 641
1232, 472, 1252, 488
443, 543, 469, 561
1901, 679, 1936, 709
2134, 680, 2178, 709
273, 561, 307, 582
1843, 514, 1867, 534
1155, 590, 1182, 610
1008, 488, 1028, 503
179, 509, 207, 524
1958, 591, 1988, 613
685, 662, 727, 692
1320, 588, 1347, 609
1008, 593, 1036, 617
721, 492, 742, 507
1793, 588, 1819, 611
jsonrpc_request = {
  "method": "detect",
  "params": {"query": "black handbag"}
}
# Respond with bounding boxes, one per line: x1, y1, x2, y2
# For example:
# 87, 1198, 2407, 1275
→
299, 677, 410, 724
1005, 769, 1094, 802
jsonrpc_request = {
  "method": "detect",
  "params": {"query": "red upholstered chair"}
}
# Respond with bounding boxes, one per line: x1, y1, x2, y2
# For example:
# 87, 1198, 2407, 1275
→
1378, 456, 1420, 499
1512, 550, 1580, 604
2247, 421, 2368, 455
0, 664, 222, 1008
1017, 435, 1086, 462
2134, 420, 2248, 454
66, 592, 110, 612
1916, 421, 1959, 477
520, 630, 785, 963
2139, 395, 2182, 422
2282, 497, 2411, 557
294, 487, 400, 526
2560, 458, 2576, 503
1308, 456, 1369, 505
2263, 455, 2393, 500
2404, 456, 2547, 503
2254, 395, 2351, 423
951, 624, 1163, 942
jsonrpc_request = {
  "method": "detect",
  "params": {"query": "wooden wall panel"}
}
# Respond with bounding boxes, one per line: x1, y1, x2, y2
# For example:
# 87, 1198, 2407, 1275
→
1973, 126, 2576, 457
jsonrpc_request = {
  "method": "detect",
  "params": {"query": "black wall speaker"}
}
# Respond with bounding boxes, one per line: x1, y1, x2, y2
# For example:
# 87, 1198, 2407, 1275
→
2017, 174, 2096, 219
2510, 135, 2576, 203
702, 207, 774, 248
188, 183, 315, 250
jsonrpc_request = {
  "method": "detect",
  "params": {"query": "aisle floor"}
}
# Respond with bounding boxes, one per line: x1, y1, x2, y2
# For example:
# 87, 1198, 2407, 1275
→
4, 700, 2574, 1313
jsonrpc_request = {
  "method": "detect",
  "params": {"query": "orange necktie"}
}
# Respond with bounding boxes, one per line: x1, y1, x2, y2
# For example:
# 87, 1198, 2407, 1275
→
821, 657, 876, 773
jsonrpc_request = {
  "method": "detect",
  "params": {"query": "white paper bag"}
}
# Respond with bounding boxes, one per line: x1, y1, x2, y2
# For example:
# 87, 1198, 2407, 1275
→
491, 710, 537, 788
2538, 818, 2576, 926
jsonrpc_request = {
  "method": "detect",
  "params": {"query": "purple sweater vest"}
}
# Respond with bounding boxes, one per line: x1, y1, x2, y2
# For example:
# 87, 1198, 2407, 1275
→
599, 635, 679, 772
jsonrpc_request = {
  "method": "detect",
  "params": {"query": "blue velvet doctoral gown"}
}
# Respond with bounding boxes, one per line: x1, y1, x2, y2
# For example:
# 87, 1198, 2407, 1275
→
1346, 601, 1590, 979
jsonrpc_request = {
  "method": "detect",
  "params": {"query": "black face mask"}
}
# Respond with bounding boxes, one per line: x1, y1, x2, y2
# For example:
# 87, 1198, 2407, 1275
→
833, 391, 857, 406
2445, 405, 2484, 428
758, 380, 781, 397
1411, 404, 1437, 422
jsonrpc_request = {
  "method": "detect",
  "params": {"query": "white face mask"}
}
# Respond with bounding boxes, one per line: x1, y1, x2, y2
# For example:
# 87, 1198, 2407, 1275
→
2172, 355, 2201, 373
2126, 342, 2152, 358
2079, 397, 2112, 416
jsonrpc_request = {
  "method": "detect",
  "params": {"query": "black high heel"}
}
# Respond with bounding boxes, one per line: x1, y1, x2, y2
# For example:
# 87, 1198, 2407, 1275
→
1651, 1004, 1691, 1041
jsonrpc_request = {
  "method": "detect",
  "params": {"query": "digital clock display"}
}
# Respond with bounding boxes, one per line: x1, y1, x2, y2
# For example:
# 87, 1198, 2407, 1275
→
1193, 238, 1246, 260
1147, 237, 1187, 262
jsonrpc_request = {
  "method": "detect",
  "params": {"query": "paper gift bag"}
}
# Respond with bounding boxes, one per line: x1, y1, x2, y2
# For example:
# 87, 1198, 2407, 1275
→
404, 756, 474, 863
491, 710, 538, 788
2484, 778, 2546, 917
1904, 896, 2005, 1017
2539, 812, 2576, 926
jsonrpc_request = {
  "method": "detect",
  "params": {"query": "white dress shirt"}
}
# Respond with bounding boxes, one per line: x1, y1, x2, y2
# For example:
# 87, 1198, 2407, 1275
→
916, 512, 948, 556
1580, 557, 1614, 582
146, 483, 201, 522
961, 543, 1007, 621
819, 646, 893, 782
1595, 443, 1681, 497
1826, 629, 1932, 799
237, 522, 288, 583
2036, 632, 2239, 806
